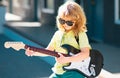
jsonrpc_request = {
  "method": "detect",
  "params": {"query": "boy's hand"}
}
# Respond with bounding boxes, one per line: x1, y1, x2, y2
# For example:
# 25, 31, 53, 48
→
56, 53, 70, 64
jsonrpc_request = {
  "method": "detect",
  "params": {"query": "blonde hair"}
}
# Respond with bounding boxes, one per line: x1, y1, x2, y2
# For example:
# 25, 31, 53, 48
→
56, 1, 87, 36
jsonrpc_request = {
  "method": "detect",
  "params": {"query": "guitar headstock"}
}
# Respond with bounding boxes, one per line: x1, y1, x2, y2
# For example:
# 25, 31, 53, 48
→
4, 41, 25, 51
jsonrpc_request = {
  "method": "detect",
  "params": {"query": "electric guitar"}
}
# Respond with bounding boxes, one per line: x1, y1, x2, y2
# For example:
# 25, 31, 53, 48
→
4, 41, 104, 77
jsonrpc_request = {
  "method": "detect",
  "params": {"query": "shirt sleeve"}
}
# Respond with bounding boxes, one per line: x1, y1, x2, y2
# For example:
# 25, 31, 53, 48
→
48, 30, 63, 49
47, 31, 58, 49
78, 32, 91, 49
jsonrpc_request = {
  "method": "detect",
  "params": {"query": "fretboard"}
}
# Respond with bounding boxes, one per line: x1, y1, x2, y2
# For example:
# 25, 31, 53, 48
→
24, 45, 69, 57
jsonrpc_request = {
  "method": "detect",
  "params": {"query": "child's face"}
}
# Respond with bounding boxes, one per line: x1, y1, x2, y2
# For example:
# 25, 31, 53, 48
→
58, 16, 75, 31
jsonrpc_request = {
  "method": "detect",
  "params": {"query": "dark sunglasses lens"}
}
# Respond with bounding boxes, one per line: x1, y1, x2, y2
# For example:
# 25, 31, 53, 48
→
66, 21, 73, 26
59, 19, 65, 24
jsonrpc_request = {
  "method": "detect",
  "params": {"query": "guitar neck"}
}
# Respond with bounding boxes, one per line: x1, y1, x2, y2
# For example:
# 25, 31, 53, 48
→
4, 41, 69, 57
24, 45, 68, 57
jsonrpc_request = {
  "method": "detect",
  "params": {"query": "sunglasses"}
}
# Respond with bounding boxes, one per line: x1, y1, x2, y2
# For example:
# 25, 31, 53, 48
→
58, 18, 74, 26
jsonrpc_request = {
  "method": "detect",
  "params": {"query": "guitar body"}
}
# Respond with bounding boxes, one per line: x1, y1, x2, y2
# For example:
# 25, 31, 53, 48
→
61, 44, 104, 77
64, 57, 92, 76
